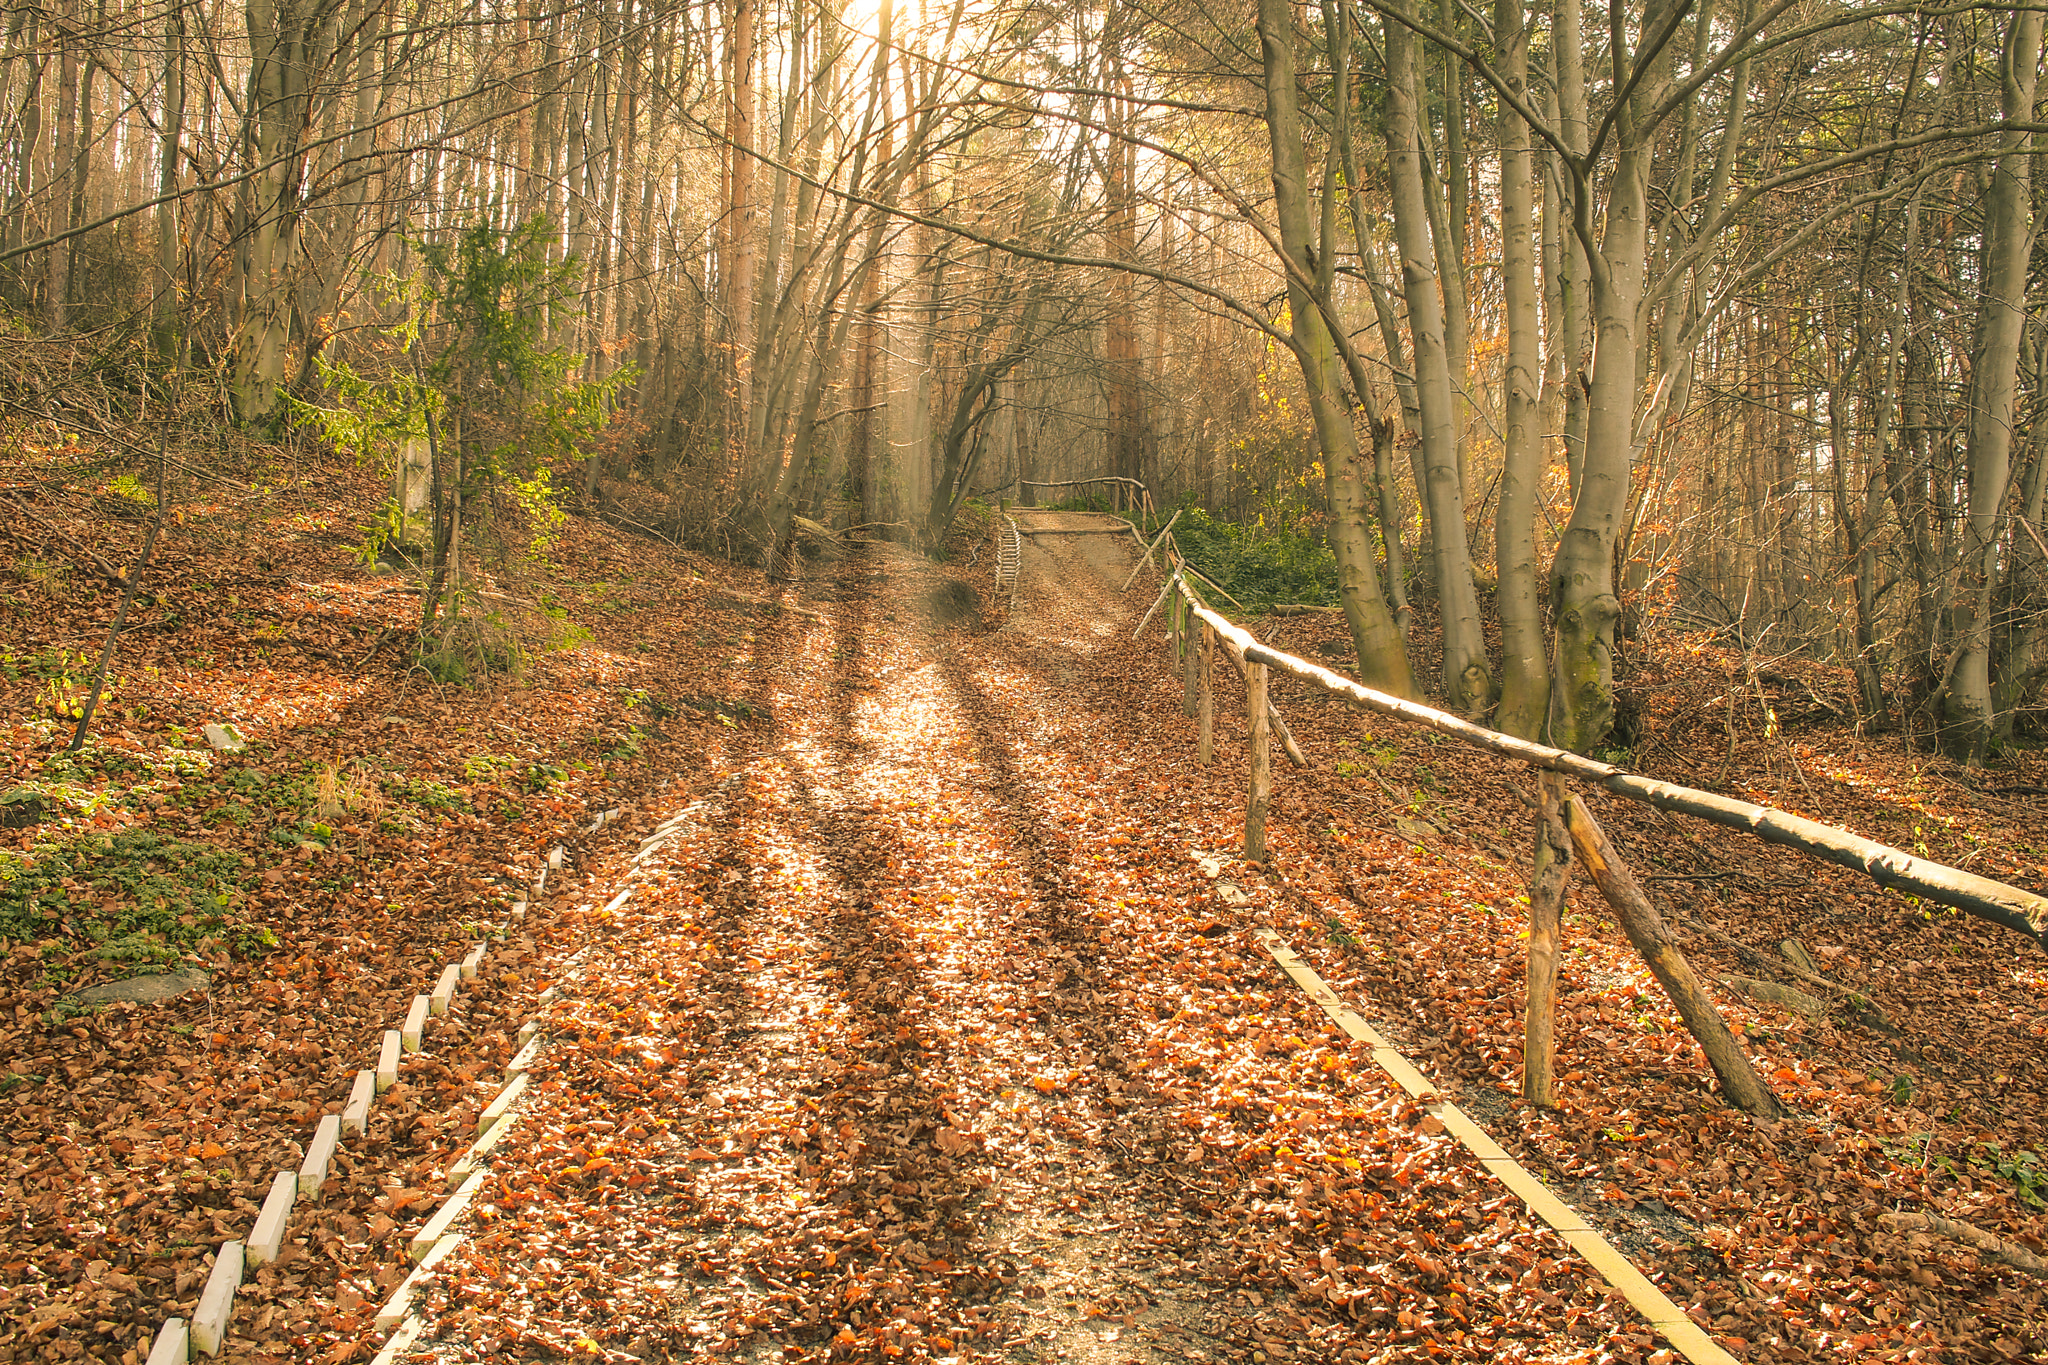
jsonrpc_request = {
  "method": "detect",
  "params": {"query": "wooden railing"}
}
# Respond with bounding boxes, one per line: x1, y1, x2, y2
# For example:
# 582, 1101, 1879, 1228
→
1138, 563, 2048, 1118
1021, 476, 1155, 520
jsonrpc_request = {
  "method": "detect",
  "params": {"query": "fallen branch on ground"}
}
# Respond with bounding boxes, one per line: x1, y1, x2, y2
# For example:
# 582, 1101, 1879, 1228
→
1879, 1211, 2048, 1278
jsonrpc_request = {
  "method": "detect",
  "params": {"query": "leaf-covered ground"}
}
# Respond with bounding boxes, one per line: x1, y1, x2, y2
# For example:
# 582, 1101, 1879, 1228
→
2, 438, 2045, 1365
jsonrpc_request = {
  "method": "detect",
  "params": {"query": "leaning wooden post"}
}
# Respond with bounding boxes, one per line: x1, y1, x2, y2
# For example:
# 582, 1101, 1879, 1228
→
1523, 771, 1573, 1107
1180, 595, 1199, 717
1198, 620, 1215, 765
1245, 661, 1271, 860
1562, 797, 1783, 1119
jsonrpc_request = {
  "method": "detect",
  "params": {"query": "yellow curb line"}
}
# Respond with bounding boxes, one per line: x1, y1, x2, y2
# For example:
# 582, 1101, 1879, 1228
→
1256, 928, 1739, 1365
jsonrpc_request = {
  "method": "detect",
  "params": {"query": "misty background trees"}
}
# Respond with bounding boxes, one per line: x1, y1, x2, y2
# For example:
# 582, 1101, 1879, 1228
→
3, 0, 2045, 761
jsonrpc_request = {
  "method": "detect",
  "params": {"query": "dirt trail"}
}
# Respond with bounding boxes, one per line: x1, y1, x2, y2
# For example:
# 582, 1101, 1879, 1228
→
397, 526, 1626, 1364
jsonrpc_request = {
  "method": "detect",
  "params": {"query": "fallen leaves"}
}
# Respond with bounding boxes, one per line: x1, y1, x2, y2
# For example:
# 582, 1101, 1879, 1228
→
0, 443, 794, 1362
3, 450, 2046, 1364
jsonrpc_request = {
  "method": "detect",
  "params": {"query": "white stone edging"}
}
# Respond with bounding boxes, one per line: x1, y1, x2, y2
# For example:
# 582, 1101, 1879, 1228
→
137, 827, 593, 1364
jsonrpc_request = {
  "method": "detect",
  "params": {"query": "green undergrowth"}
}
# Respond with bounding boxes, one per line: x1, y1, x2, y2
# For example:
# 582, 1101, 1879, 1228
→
0, 829, 259, 960
1165, 505, 1338, 612
0, 723, 630, 966
1029, 498, 1338, 610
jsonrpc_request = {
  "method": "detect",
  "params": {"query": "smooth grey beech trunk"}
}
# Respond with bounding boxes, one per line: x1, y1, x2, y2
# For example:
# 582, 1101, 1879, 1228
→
1380, 0, 1488, 712
1943, 6, 2044, 762
1548, 0, 1680, 754
1256, 0, 1412, 698
1492, 0, 1547, 738
1550, 0, 1591, 497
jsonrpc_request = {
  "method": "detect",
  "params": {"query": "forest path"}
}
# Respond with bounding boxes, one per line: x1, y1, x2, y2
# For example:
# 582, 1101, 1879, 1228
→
398, 525, 1620, 1364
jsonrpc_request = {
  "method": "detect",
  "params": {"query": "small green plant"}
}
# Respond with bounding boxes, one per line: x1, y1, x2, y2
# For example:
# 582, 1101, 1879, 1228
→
535, 597, 594, 652
463, 753, 516, 780
103, 474, 156, 509
416, 604, 526, 683
12, 557, 67, 599
2, 648, 74, 685
150, 749, 212, 786
1975, 1144, 2048, 1208
387, 775, 467, 813
43, 738, 115, 781
349, 498, 414, 568
522, 762, 568, 793
602, 727, 646, 760
95, 932, 180, 966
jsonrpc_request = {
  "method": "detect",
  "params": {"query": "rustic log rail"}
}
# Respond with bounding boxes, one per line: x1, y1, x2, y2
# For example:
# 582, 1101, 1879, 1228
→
1169, 581, 2048, 949
1022, 476, 1156, 519
1145, 564, 2048, 1120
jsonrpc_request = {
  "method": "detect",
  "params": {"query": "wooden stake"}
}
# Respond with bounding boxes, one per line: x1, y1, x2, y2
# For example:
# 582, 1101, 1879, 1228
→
1245, 661, 1271, 860
1132, 573, 1176, 640
1562, 797, 1783, 1119
1181, 595, 1198, 718
1119, 508, 1183, 592
1198, 622, 1215, 765
1523, 771, 1572, 1107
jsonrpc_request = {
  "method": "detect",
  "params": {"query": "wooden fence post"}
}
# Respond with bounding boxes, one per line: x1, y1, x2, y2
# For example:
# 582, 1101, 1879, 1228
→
1198, 621, 1215, 765
1245, 661, 1270, 860
1181, 596, 1198, 717
1562, 797, 1783, 1119
1523, 771, 1573, 1107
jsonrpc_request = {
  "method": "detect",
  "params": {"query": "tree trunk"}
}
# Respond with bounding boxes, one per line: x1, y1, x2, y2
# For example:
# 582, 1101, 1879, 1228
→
1430, 27, 1474, 506
1943, 5, 2044, 762
5, 9, 42, 263
1551, 0, 1590, 497
153, 0, 184, 350
1381, 0, 1487, 710
1549, 0, 1678, 752
1257, 0, 1413, 697
1245, 660, 1270, 861
45, 2, 76, 331
1993, 343, 2048, 734
723, 0, 758, 494
1106, 76, 1143, 487
233, 0, 338, 424
1493, 0, 1547, 738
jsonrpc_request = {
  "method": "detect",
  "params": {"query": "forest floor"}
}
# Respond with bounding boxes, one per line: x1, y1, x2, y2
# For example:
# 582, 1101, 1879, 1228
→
0, 433, 2046, 1365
